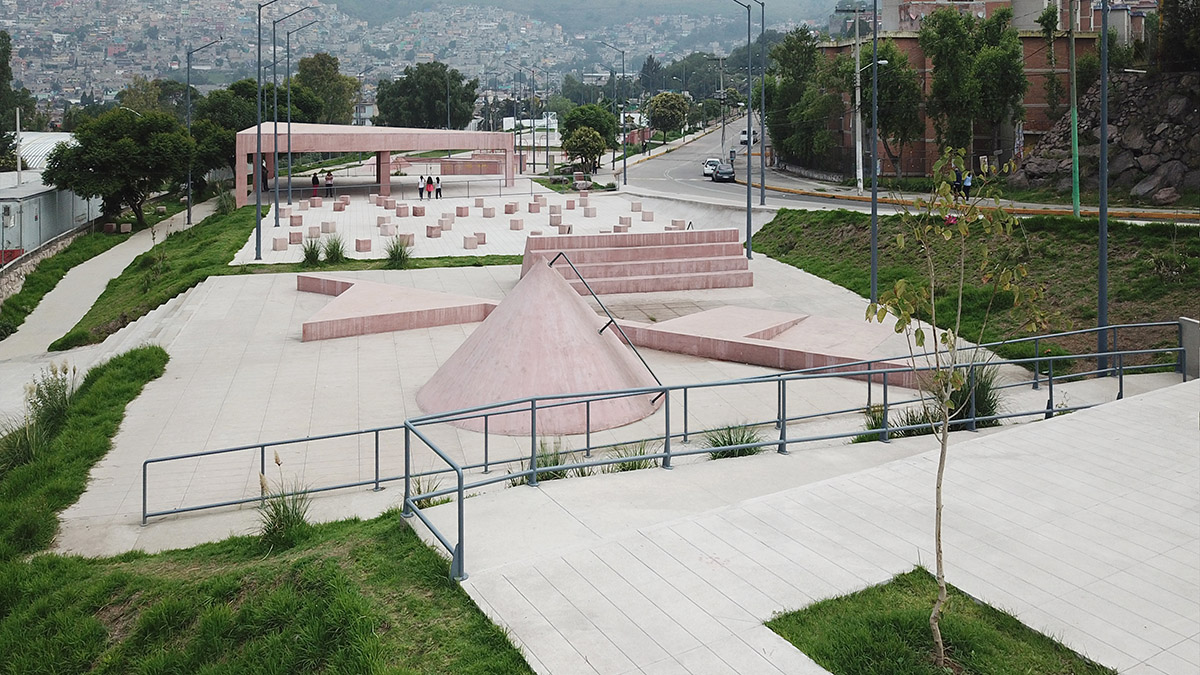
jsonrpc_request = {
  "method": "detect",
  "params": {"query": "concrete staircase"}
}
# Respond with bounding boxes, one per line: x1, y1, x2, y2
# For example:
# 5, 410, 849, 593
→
520, 228, 753, 295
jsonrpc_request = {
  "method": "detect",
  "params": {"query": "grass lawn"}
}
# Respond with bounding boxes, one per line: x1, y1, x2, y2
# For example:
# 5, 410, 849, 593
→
48, 205, 523, 350
752, 209, 1200, 367
855, 176, 1200, 210
768, 569, 1114, 675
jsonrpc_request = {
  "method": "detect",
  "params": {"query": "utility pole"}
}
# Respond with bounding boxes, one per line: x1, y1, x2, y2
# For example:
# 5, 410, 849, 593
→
1098, 0, 1110, 371
753, 0, 766, 205
1069, 0, 1080, 217
854, 2, 864, 195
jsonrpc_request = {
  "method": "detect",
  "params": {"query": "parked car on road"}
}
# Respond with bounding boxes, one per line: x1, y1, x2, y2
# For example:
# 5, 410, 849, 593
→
702, 158, 721, 176
739, 129, 759, 145
711, 163, 736, 182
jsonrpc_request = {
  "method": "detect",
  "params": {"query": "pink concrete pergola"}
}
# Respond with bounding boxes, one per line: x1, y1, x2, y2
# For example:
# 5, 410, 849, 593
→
234, 123, 517, 207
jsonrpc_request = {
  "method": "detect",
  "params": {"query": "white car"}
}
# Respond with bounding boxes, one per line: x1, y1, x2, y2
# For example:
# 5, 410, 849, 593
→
739, 129, 759, 145
702, 158, 721, 176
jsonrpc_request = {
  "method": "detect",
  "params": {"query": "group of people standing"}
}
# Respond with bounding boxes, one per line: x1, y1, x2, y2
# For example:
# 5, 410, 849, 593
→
952, 167, 973, 201
310, 171, 334, 198
416, 175, 442, 200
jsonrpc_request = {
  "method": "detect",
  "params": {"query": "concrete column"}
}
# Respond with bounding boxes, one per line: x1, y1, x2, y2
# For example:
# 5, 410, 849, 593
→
376, 151, 391, 196
1182, 316, 1199, 379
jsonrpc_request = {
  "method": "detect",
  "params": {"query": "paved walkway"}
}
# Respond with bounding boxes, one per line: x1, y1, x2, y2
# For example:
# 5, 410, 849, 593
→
422, 380, 1198, 675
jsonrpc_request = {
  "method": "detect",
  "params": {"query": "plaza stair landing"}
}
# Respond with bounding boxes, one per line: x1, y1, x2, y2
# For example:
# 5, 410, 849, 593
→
520, 228, 753, 295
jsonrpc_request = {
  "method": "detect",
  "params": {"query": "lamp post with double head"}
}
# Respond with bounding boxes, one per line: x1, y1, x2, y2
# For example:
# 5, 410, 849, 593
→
504, 61, 525, 173
870, 0, 880, 302
271, 5, 312, 228
730, 0, 753, 259
286, 19, 318, 205
596, 40, 626, 185
255, 0, 279, 261
186, 37, 221, 229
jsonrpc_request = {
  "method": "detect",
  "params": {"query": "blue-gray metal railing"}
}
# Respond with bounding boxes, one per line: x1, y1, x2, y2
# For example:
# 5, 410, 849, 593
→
140, 321, 1186, 580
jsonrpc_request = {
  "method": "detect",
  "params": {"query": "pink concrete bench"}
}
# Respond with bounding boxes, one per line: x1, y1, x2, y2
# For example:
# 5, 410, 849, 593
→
333, 201, 345, 212
340, 195, 350, 204
579, 196, 589, 207
456, 206, 469, 217
579, 190, 590, 198
528, 202, 541, 213
380, 223, 396, 236
280, 206, 291, 218
482, 207, 495, 218
613, 224, 629, 233
510, 218, 524, 230
463, 235, 478, 250
556, 224, 573, 235
426, 225, 442, 238
298, 200, 309, 210
566, 199, 575, 210
290, 214, 303, 226
630, 201, 642, 212
385, 198, 396, 209
504, 203, 518, 214
619, 216, 632, 226
672, 219, 686, 229
289, 230, 303, 244
584, 207, 597, 218
272, 236, 288, 251
355, 238, 372, 252
474, 231, 487, 244
442, 212, 455, 223
438, 217, 453, 231
308, 226, 321, 239
536, 195, 548, 205
474, 197, 485, 207
396, 204, 410, 217
550, 205, 562, 215
369, 193, 378, 203
310, 197, 322, 207
600, 227, 612, 233
412, 205, 425, 217
550, 214, 562, 226
321, 221, 337, 233
641, 211, 654, 222
530, 229, 543, 236
397, 232, 415, 246
377, 215, 391, 225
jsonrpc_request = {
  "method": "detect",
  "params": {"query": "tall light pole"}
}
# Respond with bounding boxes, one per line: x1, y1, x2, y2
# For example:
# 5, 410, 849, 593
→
597, 40, 626, 185
272, 5, 312, 229
1098, 0, 1110, 370
870, 0, 880, 302
255, 0, 279, 261
505, 61, 525, 173
186, 37, 220, 229
1069, 0, 1080, 217
286, 19, 318, 205
731, 0, 753, 259
752, 0, 766, 205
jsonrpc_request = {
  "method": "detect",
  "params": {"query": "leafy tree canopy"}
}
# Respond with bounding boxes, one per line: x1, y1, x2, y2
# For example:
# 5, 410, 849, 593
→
562, 104, 618, 148
373, 62, 478, 129
562, 126, 605, 171
295, 53, 360, 125
647, 92, 689, 133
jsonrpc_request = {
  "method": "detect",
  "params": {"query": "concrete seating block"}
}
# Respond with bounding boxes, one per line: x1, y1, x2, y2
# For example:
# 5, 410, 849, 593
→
355, 238, 372, 252
279, 206, 292, 219
101, 222, 116, 233
528, 202, 541, 213
119, 223, 132, 234
321, 221, 337, 233
566, 199, 575, 210
310, 197, 322, 207
462, 235, 478, 249
442, 212, 455, 223
272, 236, 288, 251
340, 195, 350, 204
438, 217, 453, 231
298, 200, 309, 210
369, 193, 378, 203
289, 230, 303, 244
380, 223, 396, 236
619, 216, 632, 226
614, 224, 630, 233
398, 233, 415, 246
155, 205, 167, 215
641, 210, 655, 222
412, 205, 426, 217
473, 231, 487, 244
536, 195, 548, 205
395, 204, 409, 217
530, 229, 543, 236
504, 202, 518, 214
482, 207, 495, 217
510, 218, 524, 230
550, 204, 562, 215
308, 226, 321, 239
600, 227, 612, 233
579, 197, 589, 207
474, 197, 485, 207
550, 214, 562, 226
584, 206, 597, 218
672, 219, 686, 229
630, 201, 642, 212
377, 215, 391, 225
456, 206, 469, 217
580, 190, 590, 198
385, 198, 396, 209
333, 201, 346, 212
290, 214, 303, 227
556, 224, 573, 235
426, 225, 442, 238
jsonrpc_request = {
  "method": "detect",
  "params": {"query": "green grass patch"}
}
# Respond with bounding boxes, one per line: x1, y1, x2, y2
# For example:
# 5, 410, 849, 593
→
752, 209, 1199, 367
0, 513, 532, 674
0, 231, 131, 341
0, 346, 169, 562
767, 568, 1114, 674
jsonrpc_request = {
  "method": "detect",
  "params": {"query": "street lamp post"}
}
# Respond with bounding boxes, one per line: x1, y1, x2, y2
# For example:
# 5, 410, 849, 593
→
255, 0, 279, 261
272, 5, 312, 229
597, 40, 626, 185
1098, 0, 1110, 370
504, 61, 524, 173
870, 0, 880, 303
752, 0, 766, 205
186, 37, 220, 229
286, 19, 318, 205
731, 0, 753, 259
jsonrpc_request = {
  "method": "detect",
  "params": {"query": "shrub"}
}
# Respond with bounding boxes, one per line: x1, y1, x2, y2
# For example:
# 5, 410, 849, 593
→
323, 235, 346, 264
384, 236, 412, 269
214, 189, 237, 215
853, 362, 1003, 442
301, 239, 322, 267
603, 440, 660, 472
410, 474, 451, 509
702, 425, 765, 460
508, 438, 570, 486
257, 452, 312, 551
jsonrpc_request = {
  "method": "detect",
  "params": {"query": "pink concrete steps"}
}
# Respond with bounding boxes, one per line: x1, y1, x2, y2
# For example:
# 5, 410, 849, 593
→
521, 229, 752, 295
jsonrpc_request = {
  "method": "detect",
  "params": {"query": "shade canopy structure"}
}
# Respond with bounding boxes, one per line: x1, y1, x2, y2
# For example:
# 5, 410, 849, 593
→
234, 123, 517, 206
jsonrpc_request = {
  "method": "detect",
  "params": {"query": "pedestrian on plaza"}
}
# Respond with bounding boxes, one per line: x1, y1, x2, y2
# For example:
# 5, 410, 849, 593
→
425, 176, 434, 200
963, 171, 972, 200
311, 173, 319, 197
952, 166, 963, 200
435, 177, 442, 199
418, 175, 424, 200
324, 171, 334, 198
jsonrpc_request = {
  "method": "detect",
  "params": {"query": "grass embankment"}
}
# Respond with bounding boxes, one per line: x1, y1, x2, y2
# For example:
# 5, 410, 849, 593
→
860, 176, 1200, 210
0, 346, 169, 561
768, 569, 1114, 675
752, 209, 1200, 365
50, 205, 522, 350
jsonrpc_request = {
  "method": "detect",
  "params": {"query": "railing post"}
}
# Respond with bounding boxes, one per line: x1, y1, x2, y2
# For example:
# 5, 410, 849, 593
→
777, 378, 788, 454
142, 462, 148, 525
529, 400, 539, 487
880, 372, 890, 443
662, 389, 673, 469
1178, 321, 1186, 378
585, 400, 592, 457
483, 415, 491, 473
259, 446, 266, 482
1045, 359, 1055, 419
373, 430, 382, 491
968, 363, 978, 432
1032, 337, 1040, 390
866, 363, 873, 406
452, 467, 467, 581
402, 426, 413, 517
1110, 327, 1119, 378
1117, 352, 1124, 400
682, 388, 689, 443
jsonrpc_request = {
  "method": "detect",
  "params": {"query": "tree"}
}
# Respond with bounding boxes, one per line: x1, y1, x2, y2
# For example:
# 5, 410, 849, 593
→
919, 9, 980, 151
43, 110, 193, 228
875, 41, 924, 178
777, 54, 849, 166
766, 28, 821, 163
295, 53, 360, 124
974, 8, 1028, 158
561, 74, 601, 106
1036, 5, 1066, 124
562, 127, 605, 172
1159, 0, 1200, 71
647, 92, 688, 134
373, 62, 478, 129
639, 55, 664, 92
0, 30, 37, 168
562, 104, 618, 148
866, 149, 1045, 670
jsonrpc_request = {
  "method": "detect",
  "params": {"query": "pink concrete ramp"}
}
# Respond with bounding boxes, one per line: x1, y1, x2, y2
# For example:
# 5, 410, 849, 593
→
416, 262, 662, 435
